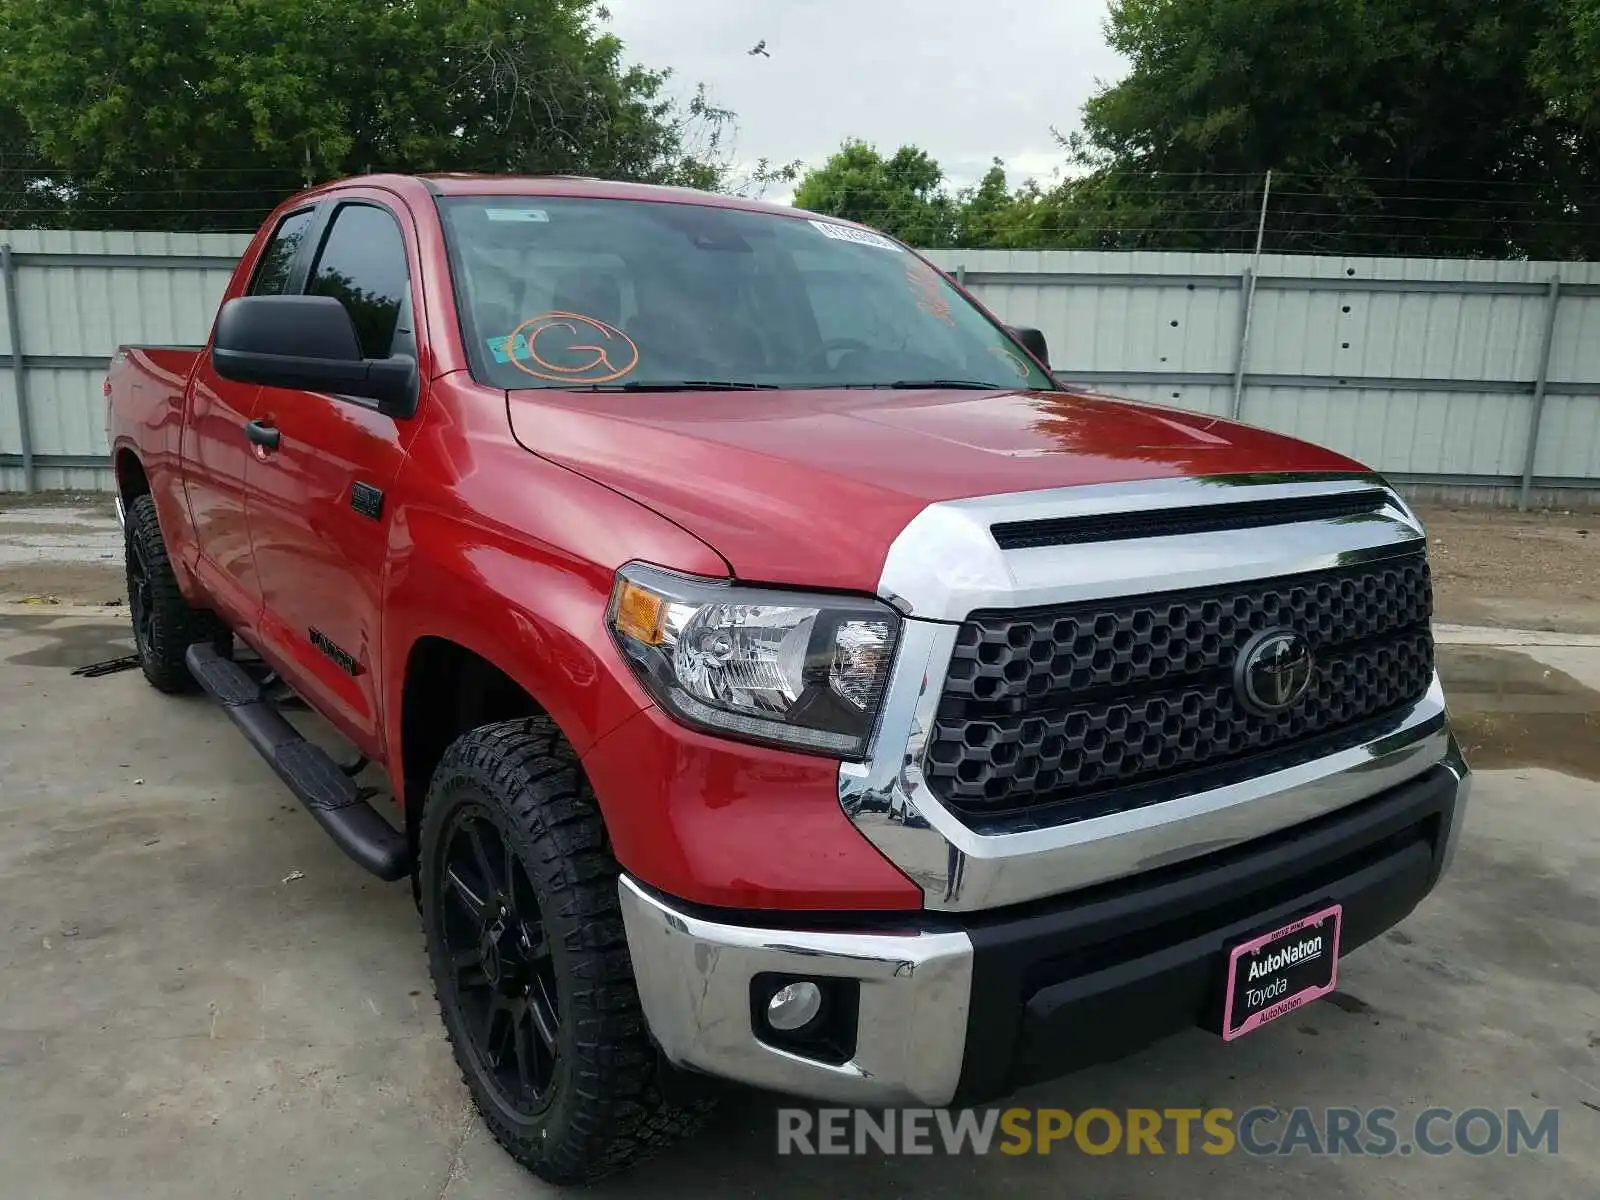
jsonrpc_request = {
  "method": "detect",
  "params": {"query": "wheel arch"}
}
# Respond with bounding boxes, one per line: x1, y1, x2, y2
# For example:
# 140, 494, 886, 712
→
113, 446, 152, 509
398, 635, 546, 857
390, 624, 646, 871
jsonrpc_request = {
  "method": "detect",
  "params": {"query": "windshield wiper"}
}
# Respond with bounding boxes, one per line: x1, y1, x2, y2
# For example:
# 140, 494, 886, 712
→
844, 379, 1009, 391
571, 379, 779, 392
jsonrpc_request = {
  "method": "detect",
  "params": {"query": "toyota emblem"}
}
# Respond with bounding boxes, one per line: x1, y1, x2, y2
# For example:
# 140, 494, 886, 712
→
1235, 629, 1315, 715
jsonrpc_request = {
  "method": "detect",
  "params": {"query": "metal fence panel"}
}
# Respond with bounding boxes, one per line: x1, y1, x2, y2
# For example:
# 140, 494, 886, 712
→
1246, 386, 1534, 476
24, 261, 234, 357
0, 230, 251, 493
1, 365, 107, 453
1534, 395, 1600, 480
0, 464, 112, 492
1548, 294, 1600, 385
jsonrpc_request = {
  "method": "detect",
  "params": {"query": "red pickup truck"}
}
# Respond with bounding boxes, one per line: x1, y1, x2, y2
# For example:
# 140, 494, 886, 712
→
106, 174, 1470, 1182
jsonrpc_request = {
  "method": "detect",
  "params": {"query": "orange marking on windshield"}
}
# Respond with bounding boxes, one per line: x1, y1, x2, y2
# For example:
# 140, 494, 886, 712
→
505, 311, 640, 384
988, 345, 1032, 380
904, 258, 955, 327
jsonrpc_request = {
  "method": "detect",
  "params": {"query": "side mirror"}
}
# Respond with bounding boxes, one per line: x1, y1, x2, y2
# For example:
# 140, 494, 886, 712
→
211, 295, 416, 416
1008, 325, 1050, 368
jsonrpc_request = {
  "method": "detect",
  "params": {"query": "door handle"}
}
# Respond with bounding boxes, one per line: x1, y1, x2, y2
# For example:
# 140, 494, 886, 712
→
245, 419, 280, 451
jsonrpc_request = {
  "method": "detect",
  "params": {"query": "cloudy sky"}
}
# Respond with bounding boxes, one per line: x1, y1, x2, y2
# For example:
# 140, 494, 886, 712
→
601, 0, 1126, 198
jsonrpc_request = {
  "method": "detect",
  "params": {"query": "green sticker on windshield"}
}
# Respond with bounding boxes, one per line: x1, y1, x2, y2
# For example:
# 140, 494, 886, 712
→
486, 333, 530, 363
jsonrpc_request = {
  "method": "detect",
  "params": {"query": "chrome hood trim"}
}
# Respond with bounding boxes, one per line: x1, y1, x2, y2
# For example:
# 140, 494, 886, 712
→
877, 473, 1421, 620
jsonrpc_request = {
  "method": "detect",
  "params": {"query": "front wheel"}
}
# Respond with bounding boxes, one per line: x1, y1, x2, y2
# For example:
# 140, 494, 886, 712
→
419, 717, 711, 1184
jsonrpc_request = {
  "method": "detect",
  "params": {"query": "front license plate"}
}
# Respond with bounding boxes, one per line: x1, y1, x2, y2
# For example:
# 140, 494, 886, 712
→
1222, 904, 1342, 1041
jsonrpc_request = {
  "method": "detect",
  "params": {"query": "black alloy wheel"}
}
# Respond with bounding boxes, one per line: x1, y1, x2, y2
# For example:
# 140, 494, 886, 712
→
436, 806, 562, 1112
126, 529, 156, 657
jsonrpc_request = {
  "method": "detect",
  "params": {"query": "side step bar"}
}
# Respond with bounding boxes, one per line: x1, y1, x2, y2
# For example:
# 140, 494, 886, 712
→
185, 643, 410, 881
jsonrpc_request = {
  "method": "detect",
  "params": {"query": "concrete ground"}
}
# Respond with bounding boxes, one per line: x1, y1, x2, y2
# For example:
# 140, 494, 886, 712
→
1, 610, 1597, 1198
0, 495, 125, 608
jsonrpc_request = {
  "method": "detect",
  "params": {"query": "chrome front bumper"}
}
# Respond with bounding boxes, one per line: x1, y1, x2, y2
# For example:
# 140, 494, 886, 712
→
617, 875, 974, 1106
621, 739, 1470, 1106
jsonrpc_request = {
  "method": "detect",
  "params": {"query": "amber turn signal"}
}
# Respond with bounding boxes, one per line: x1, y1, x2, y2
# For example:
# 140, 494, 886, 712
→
613, 579, 666, 646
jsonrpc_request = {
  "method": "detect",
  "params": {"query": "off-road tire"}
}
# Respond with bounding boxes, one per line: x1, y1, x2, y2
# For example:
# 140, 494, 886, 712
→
419, 716, 712, 1184
123, 494, 229, 693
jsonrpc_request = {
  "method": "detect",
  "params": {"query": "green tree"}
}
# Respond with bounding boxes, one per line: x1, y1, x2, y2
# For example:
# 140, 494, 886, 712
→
951, 160, 1018, 247
0, 0, 736, 230
0, 103, 42, 228
1063, 0, 1600, 257
792, 141, 958, 247
1532, 0, 1600, 130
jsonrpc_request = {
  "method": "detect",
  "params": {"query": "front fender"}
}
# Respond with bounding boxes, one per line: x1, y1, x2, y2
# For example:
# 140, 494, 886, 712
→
382, 513, 654, 766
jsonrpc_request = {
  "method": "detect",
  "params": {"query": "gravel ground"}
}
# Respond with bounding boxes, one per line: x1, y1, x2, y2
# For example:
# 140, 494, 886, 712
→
1418, 506, 1600, 634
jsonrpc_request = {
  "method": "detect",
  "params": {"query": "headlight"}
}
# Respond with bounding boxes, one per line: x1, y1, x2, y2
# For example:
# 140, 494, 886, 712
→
607, 563, 900, 759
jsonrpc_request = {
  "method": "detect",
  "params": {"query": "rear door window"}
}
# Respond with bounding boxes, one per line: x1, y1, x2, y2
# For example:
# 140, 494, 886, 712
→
247, 208, 316, 296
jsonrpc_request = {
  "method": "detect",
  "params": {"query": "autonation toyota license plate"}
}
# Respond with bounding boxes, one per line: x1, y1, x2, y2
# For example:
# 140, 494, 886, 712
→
1222, 904, 1342, 1041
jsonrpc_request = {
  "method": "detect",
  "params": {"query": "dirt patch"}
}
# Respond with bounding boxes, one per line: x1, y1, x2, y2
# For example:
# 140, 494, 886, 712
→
0, 564, 126, 607
1419, 505, 1600, 634
1437, 645, 1600, 781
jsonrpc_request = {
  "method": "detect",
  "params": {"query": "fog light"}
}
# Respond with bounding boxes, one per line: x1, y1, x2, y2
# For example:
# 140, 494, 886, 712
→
766, 981, 823, 1032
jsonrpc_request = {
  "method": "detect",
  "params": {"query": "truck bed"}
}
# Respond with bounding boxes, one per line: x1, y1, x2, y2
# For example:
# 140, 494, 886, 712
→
115, 344, 204, 388
104, 344, 205, 518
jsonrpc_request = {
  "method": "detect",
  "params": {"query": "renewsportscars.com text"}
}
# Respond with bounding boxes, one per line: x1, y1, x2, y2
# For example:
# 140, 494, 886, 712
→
777, 1106, 1561, 1157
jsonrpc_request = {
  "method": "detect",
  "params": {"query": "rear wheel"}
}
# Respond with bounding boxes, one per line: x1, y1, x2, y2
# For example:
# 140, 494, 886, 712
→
123, 493, 228, 693
419, 717, 711, 1184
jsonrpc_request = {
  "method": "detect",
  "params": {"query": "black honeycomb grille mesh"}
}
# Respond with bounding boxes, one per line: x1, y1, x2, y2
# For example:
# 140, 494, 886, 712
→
925, 552, 1433, 823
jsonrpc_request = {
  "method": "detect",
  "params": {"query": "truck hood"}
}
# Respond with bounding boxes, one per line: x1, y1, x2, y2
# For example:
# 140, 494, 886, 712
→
506, 386, 1367, 593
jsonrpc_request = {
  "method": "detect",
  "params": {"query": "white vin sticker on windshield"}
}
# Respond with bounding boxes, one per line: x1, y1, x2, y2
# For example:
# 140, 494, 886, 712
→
808, 219, 902, 252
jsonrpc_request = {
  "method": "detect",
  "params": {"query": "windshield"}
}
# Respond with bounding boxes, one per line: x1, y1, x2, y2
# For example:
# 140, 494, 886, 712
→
438, 195, 1055, 392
